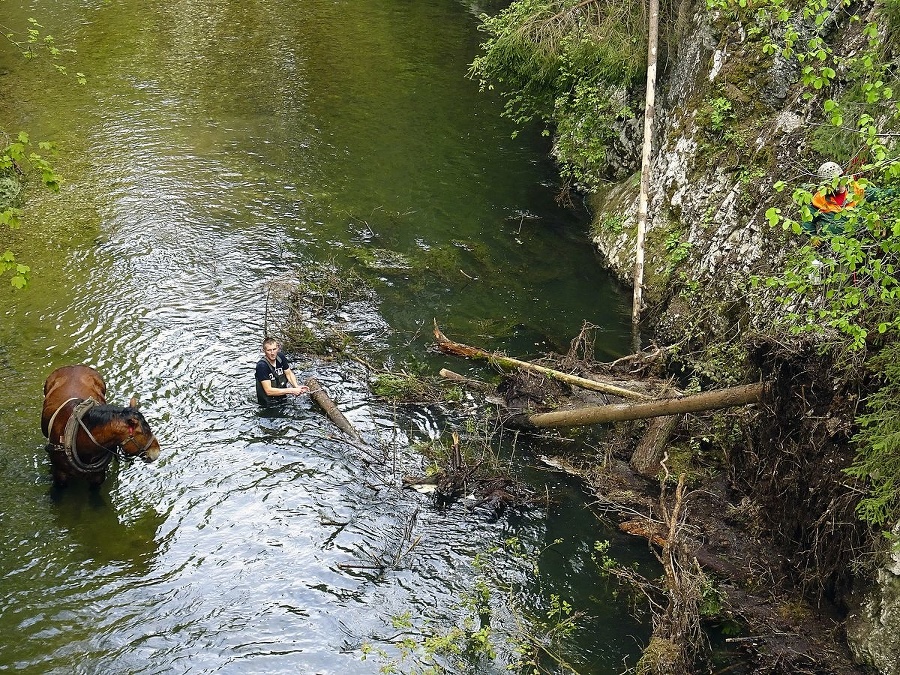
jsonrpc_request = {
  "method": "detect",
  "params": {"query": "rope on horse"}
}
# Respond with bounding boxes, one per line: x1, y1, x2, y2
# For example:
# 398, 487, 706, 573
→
47, 397, 114, 475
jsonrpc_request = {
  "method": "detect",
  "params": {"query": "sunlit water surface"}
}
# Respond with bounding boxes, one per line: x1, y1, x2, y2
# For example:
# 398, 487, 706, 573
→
0, 1, 650, 672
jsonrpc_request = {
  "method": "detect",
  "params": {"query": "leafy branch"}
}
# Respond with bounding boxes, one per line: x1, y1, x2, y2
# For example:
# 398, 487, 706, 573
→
1, 13, 86, 288
1, 17, 86, 83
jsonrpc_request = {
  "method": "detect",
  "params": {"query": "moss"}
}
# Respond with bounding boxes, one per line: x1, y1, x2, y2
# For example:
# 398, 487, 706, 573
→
777, 599, 812, 626
371, 372, 427, 401
347, 246, 413, 272
419, 245, 465, 282
640, 217, 685, 303
635, 637, 682, 675
371, 371, 463, 404
282, 322, 350, 357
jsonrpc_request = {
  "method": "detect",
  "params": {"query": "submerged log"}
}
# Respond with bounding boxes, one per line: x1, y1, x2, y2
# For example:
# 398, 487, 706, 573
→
306, 377, 360, 440
433, 320, 649, 401
526, 383, 765, 429
438, 368, 495, 395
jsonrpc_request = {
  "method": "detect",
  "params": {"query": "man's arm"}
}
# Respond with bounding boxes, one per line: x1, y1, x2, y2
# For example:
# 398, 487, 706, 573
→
284, 368, 309, 393
260, 378, 308, 397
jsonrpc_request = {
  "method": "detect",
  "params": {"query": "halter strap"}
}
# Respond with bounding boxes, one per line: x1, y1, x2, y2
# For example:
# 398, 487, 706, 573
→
121, 430, 158, 457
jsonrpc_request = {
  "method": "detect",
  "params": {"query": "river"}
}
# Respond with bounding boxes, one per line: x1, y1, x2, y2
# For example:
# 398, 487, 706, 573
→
0, 1, 652, 673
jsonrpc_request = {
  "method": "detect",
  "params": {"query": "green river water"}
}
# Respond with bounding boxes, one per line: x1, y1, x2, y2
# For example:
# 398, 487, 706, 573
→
0, 1, 658, 673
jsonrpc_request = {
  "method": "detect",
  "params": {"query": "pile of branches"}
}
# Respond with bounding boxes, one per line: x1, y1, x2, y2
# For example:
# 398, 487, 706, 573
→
264, 265, 373, 356
403, 432, 548, 521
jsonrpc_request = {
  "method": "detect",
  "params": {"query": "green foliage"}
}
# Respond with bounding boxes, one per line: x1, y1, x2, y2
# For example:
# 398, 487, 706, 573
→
1, 131, 60, 193
698, 96, 735, 138
698, 578, 724, 617
751, 0, 900, 345
1, 16, 86, 83
1, 15, 85, 288
371, 370, 463, 404
754, 1, 900, 530
1, 131, 62, 288
594, 212, 625, 237
664, 230, 692, 272
845, 342, 900, 527
702, 0, 900, 532
763, 187, 900, 350
886, 0, 900, 41
469, 0, 644, 187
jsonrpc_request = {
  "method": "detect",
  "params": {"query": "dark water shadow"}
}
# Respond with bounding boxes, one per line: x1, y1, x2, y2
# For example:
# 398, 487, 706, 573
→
47, 480, 165, 571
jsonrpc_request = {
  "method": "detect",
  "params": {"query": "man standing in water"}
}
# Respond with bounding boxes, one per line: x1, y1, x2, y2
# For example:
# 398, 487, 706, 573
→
255, 337, 309, 406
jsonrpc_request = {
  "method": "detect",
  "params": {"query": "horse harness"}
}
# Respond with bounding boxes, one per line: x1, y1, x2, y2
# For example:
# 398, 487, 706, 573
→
46, 397, 155, 475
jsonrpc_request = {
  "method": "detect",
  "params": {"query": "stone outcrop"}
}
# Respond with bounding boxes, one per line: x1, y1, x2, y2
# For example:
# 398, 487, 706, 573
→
846, 523, 900, 675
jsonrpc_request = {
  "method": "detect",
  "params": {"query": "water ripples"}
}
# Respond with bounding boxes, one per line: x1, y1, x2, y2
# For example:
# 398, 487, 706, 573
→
0, 0, 649, 670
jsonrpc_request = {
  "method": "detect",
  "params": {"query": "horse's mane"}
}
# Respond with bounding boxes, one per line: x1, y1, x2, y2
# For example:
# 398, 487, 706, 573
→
84, 405, 151, 434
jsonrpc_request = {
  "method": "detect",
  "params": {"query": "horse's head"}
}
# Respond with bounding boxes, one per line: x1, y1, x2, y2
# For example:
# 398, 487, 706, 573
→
121, 396, 161, 462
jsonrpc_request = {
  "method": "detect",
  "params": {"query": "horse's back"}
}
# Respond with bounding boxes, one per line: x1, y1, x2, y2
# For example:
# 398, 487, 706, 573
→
41, 366, 107, 437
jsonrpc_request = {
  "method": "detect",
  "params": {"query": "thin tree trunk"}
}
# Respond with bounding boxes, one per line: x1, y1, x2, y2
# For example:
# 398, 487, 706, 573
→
306, 377, 360, 440
526, 383, 764, 429
434, 321, 649, 401
633, 0, 660, 327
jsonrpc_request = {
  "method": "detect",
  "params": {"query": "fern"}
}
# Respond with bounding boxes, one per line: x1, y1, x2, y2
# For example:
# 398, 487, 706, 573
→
846, 340, 900, 527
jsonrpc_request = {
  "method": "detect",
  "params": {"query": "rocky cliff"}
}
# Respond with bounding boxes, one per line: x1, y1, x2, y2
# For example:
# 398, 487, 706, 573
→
586, 1, 899, 672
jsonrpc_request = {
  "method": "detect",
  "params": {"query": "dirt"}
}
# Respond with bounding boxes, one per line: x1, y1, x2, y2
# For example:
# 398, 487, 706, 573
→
492, 342, 874, 674
567, 457, 862, 675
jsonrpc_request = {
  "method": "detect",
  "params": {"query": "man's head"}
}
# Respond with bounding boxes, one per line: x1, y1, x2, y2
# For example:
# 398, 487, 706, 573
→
262, 337, 279, 361
817, 161, 847, 194
818, 161, 844, 181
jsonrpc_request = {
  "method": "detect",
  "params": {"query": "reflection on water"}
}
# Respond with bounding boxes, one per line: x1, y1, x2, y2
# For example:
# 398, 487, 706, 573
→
0, 0, 645, 672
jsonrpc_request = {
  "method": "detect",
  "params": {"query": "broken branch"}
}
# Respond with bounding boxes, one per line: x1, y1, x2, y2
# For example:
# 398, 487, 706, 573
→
433, 320, 649, 400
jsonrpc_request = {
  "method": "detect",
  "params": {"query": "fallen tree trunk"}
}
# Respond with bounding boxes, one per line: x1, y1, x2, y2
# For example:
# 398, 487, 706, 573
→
433, 320, 650, 401
306, 377, 360, 440
525, 383, 765, 429
631, 414, 682, 477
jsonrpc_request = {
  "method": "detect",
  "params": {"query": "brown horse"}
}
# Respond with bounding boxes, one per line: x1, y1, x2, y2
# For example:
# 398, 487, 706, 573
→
41, 365, 161, 487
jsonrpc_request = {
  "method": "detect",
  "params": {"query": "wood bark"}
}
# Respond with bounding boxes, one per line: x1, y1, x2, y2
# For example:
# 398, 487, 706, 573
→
433, 321, 650, 401
526, 383, 764, 429
631, 414, 682, 477
633, 0, 660, 327
306, 377, 360, 440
